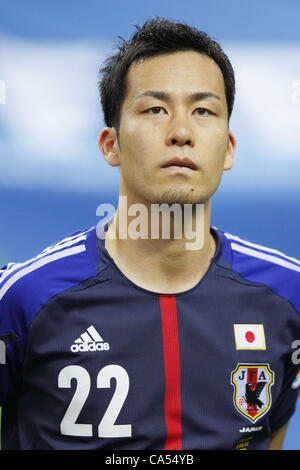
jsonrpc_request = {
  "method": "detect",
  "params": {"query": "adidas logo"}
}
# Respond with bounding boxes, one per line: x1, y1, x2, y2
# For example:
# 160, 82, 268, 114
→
70, 325, 110, 353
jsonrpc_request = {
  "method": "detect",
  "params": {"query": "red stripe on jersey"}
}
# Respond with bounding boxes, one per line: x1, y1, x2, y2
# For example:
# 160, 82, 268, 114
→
159, 294, 182, 450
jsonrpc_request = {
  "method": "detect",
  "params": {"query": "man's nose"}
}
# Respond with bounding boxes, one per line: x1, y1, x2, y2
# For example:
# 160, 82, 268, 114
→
165, 114, 194, 147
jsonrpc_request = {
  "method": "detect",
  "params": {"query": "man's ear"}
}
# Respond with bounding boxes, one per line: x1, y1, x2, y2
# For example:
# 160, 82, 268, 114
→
98, 127, 120, 167
224, 132, 236, 171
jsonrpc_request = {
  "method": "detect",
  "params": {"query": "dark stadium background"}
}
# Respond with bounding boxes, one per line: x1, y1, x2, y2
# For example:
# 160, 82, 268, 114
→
0, 0, 299, 450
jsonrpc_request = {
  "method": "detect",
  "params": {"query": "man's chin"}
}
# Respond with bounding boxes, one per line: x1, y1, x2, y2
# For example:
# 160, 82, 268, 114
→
150, 190, 208, 207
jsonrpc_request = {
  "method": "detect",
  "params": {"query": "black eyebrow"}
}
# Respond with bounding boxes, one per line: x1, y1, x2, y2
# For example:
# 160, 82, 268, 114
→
136, 90, 221, 102
188, 91, 221, 102
136, 91, 171, 101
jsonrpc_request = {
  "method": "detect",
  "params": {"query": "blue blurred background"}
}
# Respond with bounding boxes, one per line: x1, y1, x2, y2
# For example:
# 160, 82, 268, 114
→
0, 0, 299, 449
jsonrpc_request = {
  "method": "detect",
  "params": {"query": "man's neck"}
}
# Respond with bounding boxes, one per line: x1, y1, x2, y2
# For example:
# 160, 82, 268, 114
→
104, 197, 217, 294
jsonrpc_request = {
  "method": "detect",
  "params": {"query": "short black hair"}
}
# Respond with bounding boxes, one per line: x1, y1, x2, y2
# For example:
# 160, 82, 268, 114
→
99, 17, 235, 130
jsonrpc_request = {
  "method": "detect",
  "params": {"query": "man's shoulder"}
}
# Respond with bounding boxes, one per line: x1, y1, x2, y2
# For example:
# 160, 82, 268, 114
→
0, 226, 98, 321
215, 226, 300, 316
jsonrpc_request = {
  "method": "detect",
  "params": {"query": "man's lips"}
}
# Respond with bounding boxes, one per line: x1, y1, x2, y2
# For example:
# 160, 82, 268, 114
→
161, 157, 198, 172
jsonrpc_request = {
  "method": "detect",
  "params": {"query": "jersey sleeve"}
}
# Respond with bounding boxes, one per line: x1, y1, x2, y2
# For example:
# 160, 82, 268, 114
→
268, 363, 300, 433
0, 227, 98, 406
219, 228, 300, 436
268, 279, 300, 433
0, 263, 29, 405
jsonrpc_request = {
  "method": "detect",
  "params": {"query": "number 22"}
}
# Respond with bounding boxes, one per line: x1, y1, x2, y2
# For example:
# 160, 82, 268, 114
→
58, 364, 132, 438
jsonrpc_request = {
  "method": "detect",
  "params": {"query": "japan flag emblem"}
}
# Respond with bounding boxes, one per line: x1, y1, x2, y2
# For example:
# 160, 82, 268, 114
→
234, 324, 266, 350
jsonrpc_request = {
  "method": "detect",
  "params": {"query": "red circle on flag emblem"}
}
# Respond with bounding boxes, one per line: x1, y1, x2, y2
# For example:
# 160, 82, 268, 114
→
245, 331, 255, 343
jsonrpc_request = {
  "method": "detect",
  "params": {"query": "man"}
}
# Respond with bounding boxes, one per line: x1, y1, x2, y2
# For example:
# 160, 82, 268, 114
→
0, 17, 300, 450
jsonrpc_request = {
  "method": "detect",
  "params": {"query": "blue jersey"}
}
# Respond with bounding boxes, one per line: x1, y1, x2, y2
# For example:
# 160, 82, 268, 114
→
0, 224, 300, 450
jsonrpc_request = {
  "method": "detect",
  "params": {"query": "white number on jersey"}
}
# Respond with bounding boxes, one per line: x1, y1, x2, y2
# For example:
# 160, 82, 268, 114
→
58, 364, 132, 438
97, 365, 131, 437
58, 365, 92, 436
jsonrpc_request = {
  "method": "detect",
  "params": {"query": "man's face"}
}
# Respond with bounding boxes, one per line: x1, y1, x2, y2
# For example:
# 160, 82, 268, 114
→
108, 50, 235, 206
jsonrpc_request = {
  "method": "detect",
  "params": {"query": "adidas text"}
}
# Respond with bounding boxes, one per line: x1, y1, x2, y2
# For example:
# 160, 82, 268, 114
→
71, 342, 110, 353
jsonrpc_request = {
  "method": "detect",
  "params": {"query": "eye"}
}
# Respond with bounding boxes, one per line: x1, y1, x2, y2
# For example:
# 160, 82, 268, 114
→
145, 106, 165, 115
194, 108, 212, 116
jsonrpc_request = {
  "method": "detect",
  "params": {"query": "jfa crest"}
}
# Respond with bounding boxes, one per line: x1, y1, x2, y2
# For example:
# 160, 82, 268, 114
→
231, 364, 274, 423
